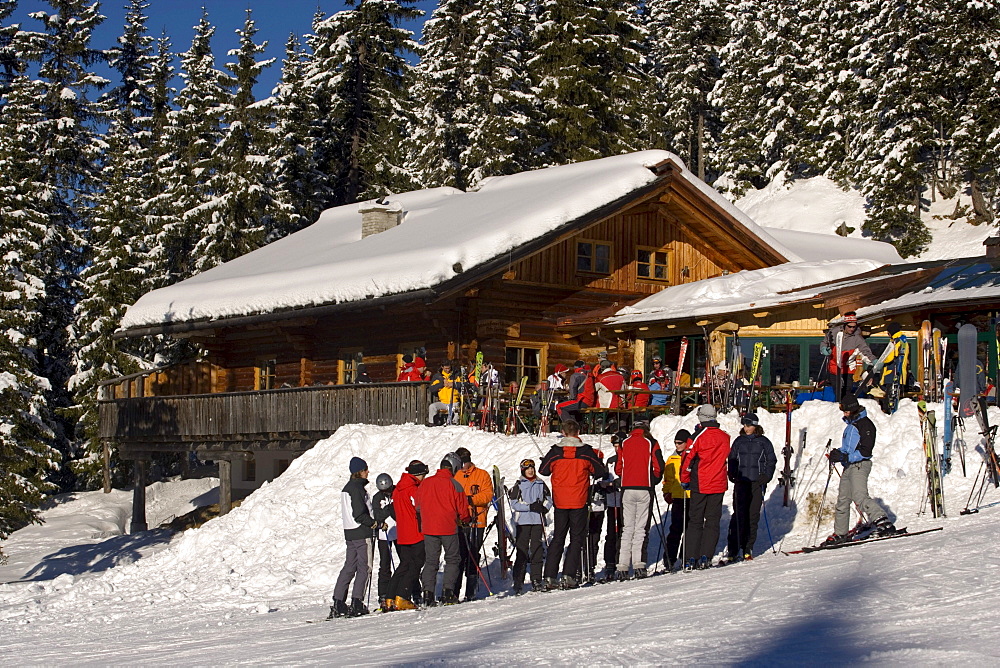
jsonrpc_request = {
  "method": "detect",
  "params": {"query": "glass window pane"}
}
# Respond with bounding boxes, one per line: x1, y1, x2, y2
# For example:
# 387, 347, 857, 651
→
506, 348, 519, 367
638, 263, 650, 277
769, 344, 799, 384
524, 348, 540, 367
656, 252, 667, 265
637, 249, 651, 263
596, 244, 610, 261
577, 242, 592, 257
654, 265, 666, 279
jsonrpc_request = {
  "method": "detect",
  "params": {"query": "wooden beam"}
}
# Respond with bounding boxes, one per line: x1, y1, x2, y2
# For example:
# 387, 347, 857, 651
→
219, 460, 232, 516
130, 460, 148, 533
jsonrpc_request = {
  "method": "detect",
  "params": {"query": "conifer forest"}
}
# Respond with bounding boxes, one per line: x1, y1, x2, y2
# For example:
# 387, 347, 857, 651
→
0, 0, 998, 544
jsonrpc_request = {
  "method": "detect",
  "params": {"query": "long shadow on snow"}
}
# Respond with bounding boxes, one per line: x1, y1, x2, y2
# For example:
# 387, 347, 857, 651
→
734, 573, 874, 666
20, 529, 174, 582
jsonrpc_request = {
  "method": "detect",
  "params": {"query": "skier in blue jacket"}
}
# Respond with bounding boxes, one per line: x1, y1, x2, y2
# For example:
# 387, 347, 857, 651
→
508, 458, 552, 594
726, 414, 777, 561
822, 395, 896, 546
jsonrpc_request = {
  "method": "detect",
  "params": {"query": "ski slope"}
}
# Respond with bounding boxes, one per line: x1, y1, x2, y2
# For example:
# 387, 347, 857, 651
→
2, 401, 999, 664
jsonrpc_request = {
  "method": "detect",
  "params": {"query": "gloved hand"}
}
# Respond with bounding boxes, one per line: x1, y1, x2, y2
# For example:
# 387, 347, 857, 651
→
820, 343, 831, 356
529, 500, 548, 515
663, 492, 673, 504
828, 449, 844, 464
680, 482, 690, 491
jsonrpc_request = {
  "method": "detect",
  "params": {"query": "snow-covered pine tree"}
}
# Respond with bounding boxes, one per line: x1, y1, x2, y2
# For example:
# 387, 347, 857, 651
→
306, 0, 422, 205
409, 0, 480, 190
192, 9, 277, 273
152, 10, 227, 284
848, 0, 938, 257
0, 0, 18, 95
463, 0, 536, 183
70, 0, 160, 489
0, 73, 60, 551
267, 33, 325, 241
529, 0, 646, 166
20, 0, 108, 488
711, 0, 816, 196
643, 0, 727, 181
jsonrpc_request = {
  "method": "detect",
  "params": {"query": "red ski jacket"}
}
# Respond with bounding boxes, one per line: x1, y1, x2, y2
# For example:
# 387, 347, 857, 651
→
629, 380, 651, 407
414, 469, 471, 536
615, 428, 665, 489
392, 472, 424, 545
539, 437, 608, 509
596, 369, 625, 408
680, 423, 731, 494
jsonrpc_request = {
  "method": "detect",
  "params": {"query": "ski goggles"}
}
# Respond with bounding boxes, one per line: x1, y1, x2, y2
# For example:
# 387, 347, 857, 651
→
520, 459, 536, 470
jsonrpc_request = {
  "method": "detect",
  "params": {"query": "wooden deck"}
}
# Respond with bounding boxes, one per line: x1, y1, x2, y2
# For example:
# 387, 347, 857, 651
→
99, 382, 430, 456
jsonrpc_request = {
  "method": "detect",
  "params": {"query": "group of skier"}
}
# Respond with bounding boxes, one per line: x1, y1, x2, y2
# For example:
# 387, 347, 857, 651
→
328, 393, 906, 618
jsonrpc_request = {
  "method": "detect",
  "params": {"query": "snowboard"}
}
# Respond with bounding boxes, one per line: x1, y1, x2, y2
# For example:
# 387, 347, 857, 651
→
958, 324, 978, 418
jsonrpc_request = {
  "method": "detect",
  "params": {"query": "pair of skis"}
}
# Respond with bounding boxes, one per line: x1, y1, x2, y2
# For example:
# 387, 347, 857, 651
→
917, 401, 946, 517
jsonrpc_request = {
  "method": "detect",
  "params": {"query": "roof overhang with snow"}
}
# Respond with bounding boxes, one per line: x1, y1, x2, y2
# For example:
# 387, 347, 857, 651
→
117, 150, 806, 338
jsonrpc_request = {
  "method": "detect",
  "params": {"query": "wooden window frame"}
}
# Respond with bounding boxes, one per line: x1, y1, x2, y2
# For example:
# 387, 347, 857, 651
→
254, 358, 276, 390
504, 342, 548, 388
576, 239, 613, 276
636, 245, 674, 284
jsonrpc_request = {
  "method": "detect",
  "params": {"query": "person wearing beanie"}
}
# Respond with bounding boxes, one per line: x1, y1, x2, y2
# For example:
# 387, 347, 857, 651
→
726, 414, 777, 562
414, 453, 471, 605
822, 311, 876, 400
508, 458, 553, 594
661, 429, 692, 569
452, 447, 493, 602
397, 354, 423, 382
822, 396, 895, 545
329, 458, 381, 619
547, 363, 570, 392
680, 404, 731, 570
557, 362, 589, 422
383, 460, 429, 611
613, 422, 665, 580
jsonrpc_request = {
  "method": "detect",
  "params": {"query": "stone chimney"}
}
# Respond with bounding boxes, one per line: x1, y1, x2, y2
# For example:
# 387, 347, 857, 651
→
359, 197, 403, 238
985, 236, 1000, 259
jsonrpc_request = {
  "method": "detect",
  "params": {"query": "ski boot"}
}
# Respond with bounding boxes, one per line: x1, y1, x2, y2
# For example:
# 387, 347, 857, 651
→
683, 558, 697, 573
327, 599, 349, 619
633, 567, 647, 579
697, 556, 710, 570
742, 552, 753, 562
440, 589, 459, 605
874, 517, 898, 536
614, 570, 629, 582
560, 575, 579, 590
422, 590, 438, 607
820, 532, 848, 547
379, 598, 394, 613
530, 580, 544, 593
512, 581, 524, 596
349, 598, 370, 617
542, 576, 559, 592
393, 596, 417, 611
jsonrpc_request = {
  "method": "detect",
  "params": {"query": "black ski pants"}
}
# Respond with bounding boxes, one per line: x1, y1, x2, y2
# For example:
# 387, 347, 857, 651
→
665, 496, 687, 566
684, 491, 723, 562
727, 480, 765, 559
585, 510, 604, 575
512, 523, 545, 585
386, 540, 424, 602
377, 539, 394, 600
604, 505, 623, 572
456, 526, 484, 600
544, 507, 588, 580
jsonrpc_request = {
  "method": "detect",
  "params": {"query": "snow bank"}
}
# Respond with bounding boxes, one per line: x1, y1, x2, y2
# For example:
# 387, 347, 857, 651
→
2, 401, 996, 629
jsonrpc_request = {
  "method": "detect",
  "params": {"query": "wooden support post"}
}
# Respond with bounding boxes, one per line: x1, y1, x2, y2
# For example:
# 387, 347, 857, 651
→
130, 460, 148, 533
219, 459, 232, 515
102, 441, 111, 493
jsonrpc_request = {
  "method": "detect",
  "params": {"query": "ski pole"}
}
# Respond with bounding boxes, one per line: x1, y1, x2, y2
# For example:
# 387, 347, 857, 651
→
810, 441, 835, 547
760, 485, 777, 554
460, 526, 493, 596
365, 528, 376, 609
651, 489, 669, 574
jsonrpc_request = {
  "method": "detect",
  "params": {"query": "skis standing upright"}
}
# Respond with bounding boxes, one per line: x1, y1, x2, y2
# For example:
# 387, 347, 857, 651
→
745, 342, 765, 412
932, 328, 943, 401
835, 329, 845, 399
942, 378, 955, 475
918, 320, 932, 398
887, 334, 908, 414
491, 466, 512, 579
701, 326, 715, 406
779, 390, 795, 506
917, 400, 946, 517
676, 337, 689, 388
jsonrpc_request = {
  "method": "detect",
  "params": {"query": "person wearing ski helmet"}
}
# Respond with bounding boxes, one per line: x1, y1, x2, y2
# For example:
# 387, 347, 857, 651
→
823, 395, 895, 545
726, 414, 777, 562
539, 418, 608, 590
823, 311, 876, 400
371, 473, 397, 612
385, 460, 429, 611
414, 452, 471, 605
329, 457, 382, 619
614, 421, 664, 580
680, 404, 731, 570
508, 458, 553, 594
453, 447, 493, 602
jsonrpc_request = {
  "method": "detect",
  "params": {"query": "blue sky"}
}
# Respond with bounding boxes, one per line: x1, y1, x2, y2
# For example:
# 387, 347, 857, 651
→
13, 0, 438, 96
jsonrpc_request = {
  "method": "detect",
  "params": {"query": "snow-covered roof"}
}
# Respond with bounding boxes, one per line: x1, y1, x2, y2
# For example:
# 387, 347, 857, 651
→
856, 260, 1000, 321
119, 150, 806, 332
607, 259, 887, 327
762, 228, 902, 264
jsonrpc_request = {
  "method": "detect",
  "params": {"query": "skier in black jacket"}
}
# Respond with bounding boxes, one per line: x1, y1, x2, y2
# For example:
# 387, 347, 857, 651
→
372, 473, 397, 613
329, 457, 383, 619
726, 414, 777, 561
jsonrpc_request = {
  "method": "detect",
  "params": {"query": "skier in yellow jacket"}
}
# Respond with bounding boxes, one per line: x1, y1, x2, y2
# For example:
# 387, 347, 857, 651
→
661, 429, 692, 570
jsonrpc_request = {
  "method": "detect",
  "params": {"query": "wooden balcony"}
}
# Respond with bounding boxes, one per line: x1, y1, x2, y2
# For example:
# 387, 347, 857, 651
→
99, 381, 431, 457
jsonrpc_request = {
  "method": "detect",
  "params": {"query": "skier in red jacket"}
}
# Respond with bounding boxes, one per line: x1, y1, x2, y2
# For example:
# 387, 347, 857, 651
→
383, 460, 428, 611
613, 422, 664, 579
681, 404, 731, 570
415, 453, 471, 605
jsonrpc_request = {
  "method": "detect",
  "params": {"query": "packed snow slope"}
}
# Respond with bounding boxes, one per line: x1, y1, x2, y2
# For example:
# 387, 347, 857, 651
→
3, 401, 1000, 665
